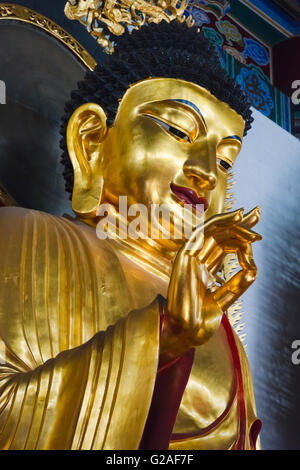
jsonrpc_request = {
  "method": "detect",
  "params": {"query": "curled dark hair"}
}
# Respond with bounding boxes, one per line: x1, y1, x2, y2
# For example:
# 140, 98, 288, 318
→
60, 21, 253, 195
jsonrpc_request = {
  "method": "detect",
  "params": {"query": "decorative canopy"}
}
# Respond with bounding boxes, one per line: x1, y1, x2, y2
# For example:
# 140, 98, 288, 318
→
64, 0, 194, 53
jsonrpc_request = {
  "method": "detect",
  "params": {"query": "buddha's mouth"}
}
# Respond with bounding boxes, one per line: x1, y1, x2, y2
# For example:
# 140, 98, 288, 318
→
170, 183, 208, 214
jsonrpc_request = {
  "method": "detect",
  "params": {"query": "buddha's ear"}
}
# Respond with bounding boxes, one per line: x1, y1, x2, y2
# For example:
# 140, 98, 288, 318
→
67, 102, 107, 218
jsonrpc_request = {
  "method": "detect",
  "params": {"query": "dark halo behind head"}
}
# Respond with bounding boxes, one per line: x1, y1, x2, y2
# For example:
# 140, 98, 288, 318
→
60, 20, 253, 196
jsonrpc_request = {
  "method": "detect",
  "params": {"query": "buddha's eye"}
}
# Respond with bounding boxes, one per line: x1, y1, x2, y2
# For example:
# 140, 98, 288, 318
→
217, 157, 232, 172
145, 115, 191, 143
167, 126, 190, 142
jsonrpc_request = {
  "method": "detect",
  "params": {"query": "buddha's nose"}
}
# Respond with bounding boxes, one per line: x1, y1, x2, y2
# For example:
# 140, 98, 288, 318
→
183, 158, 217, 191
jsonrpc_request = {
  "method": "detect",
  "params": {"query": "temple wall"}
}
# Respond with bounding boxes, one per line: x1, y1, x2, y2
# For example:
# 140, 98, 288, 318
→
234, 108, 300, 449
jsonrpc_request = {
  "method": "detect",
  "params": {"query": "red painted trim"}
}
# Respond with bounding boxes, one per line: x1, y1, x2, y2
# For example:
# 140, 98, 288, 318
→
250, 418, 262, 450
221, 314, 246, 450
172, 315, 257, 448
139, 297, 195, 450
139, 348, 195, 450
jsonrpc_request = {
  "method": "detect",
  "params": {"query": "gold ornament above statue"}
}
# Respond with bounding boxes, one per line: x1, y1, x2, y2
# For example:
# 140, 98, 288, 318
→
64, 0, 194, 53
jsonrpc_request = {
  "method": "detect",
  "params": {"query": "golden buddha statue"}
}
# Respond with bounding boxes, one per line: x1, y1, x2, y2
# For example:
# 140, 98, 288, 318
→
0, 21, 262, 450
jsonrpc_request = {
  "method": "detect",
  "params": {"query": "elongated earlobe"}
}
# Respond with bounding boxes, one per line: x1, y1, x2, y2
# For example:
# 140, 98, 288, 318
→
67, 103, 107, 218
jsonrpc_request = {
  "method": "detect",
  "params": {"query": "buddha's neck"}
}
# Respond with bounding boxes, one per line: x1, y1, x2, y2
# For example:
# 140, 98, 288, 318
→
77, 205, 176, 280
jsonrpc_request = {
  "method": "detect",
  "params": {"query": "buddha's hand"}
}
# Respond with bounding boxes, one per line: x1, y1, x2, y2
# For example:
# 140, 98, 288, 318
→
161, 208, 262, 360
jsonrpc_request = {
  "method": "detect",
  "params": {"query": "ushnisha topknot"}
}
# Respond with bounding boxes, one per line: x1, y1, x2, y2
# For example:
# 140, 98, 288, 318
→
60, 21, 253, 196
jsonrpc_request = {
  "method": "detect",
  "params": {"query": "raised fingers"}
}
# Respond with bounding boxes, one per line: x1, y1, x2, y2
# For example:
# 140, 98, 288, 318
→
211, 224, 262, 245
204, 237, 257, 311
205, 209, 244, 237
203, 234, 257, 282
213, 267, 257, 311
183, 209, 244, 256
240, 206, 260, 229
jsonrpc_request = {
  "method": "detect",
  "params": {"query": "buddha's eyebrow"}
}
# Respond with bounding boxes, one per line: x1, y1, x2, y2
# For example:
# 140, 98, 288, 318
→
169, 99, 207, 128
222, 135, 242, 143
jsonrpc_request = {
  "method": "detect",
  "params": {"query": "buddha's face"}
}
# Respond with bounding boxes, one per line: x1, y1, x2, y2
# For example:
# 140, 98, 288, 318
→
68, 77, 245, 251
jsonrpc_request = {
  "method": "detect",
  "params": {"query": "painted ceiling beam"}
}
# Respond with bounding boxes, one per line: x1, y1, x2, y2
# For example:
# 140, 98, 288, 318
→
238, 0, 300, 36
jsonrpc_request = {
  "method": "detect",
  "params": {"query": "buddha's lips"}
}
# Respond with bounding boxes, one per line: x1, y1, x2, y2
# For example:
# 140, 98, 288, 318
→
170, 183, 208, 213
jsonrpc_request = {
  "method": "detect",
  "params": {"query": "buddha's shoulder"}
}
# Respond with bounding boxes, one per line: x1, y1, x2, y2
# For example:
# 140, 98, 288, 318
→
0, 206, 58, 228
0, 206, 121, 267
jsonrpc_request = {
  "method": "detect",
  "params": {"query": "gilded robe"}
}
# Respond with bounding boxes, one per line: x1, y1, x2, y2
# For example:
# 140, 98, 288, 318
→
0, 207, 261, 449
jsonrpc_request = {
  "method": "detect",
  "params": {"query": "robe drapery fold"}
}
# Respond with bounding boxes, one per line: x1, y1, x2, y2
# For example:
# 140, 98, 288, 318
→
0, 301, 160, 450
